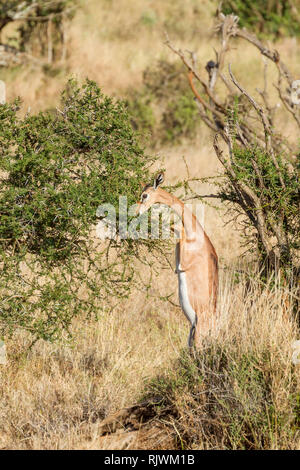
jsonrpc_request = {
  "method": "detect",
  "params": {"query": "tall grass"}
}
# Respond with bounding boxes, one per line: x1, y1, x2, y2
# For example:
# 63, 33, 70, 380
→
0, 0, 299, 451
0, 267, 298, 449
141, 268, 300, 450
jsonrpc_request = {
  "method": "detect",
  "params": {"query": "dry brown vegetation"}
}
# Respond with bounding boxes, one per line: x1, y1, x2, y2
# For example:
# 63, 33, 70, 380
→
1, 267, 299, 449
0, 0, 299, 450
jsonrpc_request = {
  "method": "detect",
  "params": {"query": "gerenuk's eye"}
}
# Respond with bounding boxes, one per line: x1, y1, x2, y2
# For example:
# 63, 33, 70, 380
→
141, 193, 149, 202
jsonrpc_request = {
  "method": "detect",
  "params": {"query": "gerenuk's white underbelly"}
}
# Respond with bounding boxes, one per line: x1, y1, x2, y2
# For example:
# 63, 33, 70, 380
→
176, 254, 196, 326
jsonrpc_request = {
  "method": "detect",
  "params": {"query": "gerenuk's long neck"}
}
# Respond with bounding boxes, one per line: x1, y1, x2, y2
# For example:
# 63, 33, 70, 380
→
155, 188, 204, 241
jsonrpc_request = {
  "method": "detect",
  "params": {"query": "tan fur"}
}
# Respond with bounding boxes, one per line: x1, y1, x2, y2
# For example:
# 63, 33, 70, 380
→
138, 179, 218, 348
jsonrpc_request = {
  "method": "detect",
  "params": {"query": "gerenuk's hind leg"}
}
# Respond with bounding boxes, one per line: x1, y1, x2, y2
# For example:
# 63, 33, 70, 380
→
193, 306, 213, 348
187, 317, 197, 348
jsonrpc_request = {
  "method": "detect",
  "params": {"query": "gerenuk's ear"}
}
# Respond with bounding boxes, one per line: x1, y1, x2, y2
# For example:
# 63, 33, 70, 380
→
153, 172, 164, 190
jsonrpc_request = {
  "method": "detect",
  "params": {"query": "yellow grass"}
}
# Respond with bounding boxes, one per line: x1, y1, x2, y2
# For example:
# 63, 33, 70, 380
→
0, 0, 299, 450
2, 0, 299, 116
0, 267, 298, 449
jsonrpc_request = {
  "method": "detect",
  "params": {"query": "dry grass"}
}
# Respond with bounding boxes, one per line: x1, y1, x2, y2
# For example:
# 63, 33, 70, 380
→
1, 0, 217, 111
0, 267, 299, 449
138, 268, 300, 450
0, 265, 185, 449
2, 0, 299, 116
0, 0, 299, 450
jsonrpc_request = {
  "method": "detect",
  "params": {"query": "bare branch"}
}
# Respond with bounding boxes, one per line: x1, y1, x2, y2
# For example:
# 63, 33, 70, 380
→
213, 134, 276, 260
164, 32, 225, 111
228, 63, 285, 188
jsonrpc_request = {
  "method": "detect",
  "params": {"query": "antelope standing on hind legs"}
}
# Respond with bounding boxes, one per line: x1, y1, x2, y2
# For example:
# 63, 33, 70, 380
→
137, 173, 218, 349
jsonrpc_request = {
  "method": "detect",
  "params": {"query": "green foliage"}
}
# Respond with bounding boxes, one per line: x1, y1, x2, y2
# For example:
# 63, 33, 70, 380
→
0, 1, 75, 30
0, 0, 77, 61
0, 0, 75, 22
222, 0, 300, 38
0, 79, 156, 344
162, 94, 199, 143
140, 9, 157, 27
126, 92, 156, 138
0, 79, 150, 260
216, 141, 299, 272
126, 61, 200, 147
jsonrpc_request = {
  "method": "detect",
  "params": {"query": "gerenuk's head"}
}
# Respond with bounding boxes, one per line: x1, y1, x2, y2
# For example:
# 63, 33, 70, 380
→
137, 173, 164, 215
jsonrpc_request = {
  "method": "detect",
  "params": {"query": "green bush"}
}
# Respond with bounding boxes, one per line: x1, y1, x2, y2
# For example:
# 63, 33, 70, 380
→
0, 79, 157, 344
215, 137, 299, 277
222, 0, 300, 38
126, 61, 200, 146
126, 92, 156, 138
162, 93, 199, 143
0, 1, 77, 63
